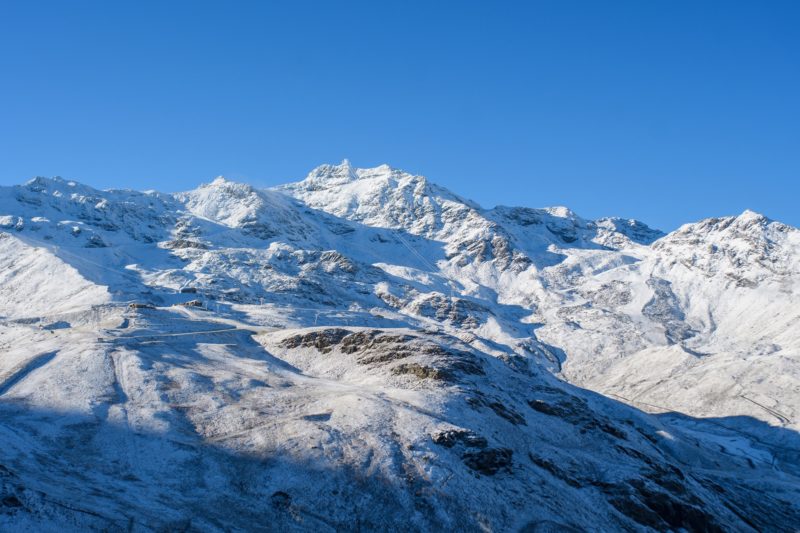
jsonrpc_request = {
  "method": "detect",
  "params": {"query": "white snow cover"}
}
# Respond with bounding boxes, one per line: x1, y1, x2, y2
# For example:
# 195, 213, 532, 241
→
0, 164, 798, 531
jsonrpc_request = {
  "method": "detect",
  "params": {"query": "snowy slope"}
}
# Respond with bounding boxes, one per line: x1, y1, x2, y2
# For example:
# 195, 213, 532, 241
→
283, 162, 800, 435
0, 233, 109, 318
0, 165, 797, 531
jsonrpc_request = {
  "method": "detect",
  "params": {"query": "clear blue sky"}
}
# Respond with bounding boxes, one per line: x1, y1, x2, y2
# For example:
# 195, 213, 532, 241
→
1, 1, 798, 230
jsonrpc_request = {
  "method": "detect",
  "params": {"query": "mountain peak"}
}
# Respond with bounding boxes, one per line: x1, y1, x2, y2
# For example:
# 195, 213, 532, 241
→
301, 159, 362, 188
594, 216, 665, 244
542, 206, 579, 220
736, 208, 768, 224
193, 176, 259, 199
20, 176, 105, 198
24, 175, 80, 190
25, 176, 66, 187
210, 175, 232, 186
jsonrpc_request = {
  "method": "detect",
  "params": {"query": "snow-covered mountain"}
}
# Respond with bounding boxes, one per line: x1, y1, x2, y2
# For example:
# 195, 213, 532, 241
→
0, 163, 798, 531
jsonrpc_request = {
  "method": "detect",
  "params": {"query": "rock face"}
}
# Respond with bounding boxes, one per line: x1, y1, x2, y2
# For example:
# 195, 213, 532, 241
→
0, 163, 798, 531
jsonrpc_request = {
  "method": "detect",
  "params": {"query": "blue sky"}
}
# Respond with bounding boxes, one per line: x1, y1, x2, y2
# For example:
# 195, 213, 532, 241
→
1, 1, 798, 230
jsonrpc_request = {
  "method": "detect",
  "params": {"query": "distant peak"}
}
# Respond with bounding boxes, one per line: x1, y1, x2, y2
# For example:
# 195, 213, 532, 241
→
22, 176, 100, 195
25, 176, 66, 187
309, 160, 359, 182
296, 160, 395, 190
186, 176, 260, 202
201, 176, 251, 191
542, 206, 579, 220
595, 217, 665, 245
666, 209, 783, 243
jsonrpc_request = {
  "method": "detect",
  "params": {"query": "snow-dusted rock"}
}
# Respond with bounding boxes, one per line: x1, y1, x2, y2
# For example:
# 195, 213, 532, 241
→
0, 164, 798, 531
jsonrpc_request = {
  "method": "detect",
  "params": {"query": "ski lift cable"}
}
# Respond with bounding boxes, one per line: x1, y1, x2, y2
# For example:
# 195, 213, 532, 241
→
49, 244, 144, 283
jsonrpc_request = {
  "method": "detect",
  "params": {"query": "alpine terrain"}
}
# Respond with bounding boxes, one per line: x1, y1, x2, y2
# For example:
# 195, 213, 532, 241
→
0, 161, 798, 531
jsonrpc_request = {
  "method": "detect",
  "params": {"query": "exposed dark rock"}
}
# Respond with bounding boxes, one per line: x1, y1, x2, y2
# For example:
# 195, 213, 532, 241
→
519, 520, 583, 533
642, 277, 696, 344
173, 300, 203, 307
163, 239, 208, 250
606, 479, 725, 533
546, 222, 578, 243
635, 428, 660, 445
340, 330, 411, 357
408, 294, 489, 329
486, 401, 526, 425
580, 280, 633, 308
128, 303, 155, 310
583, 419, 627, 440
446, 358, 485, 377
280, 329, 352, 353
84, 234, 107, 248
344, 332, 485, 376
528, 398, 626, 439
392, 363, 451, 381
706, 481, 800, 531
280, 330, 484, 382
528, 454, 582, 488
528, 397, 586, 419
725, 272, 758, 288
302, 412, 332, 422
431, 429, 487, 449
337, 331, 376, 351
508, 251, 533, 272
356, 345, 415, 365
528, 399, 562, 417
323, 219, 355, 235
1, 495, 22, 508
496, 352, 531, 374
462, 448, 513, 475
614, 445, 655, 467
241, 220, 279, 240
499, 206, 543, 226
318, 251, 357, 274
645, 465, 687, 496
459, 231, 520, 269
270, 491, 291, 510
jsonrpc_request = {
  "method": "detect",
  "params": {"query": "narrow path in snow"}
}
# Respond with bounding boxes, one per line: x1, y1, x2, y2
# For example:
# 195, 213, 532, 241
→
112, 305, 446, 446
739, 395, 791, 425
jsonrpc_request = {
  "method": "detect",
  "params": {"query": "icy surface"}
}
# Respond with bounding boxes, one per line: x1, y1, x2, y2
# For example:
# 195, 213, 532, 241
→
0, 165, 798, 531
